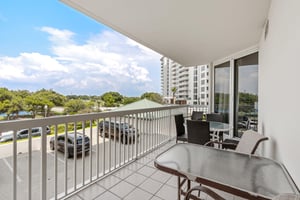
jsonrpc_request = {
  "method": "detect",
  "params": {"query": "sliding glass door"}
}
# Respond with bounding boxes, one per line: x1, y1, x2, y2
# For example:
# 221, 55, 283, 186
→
234, 52, 258, 137
213, 51, 258, 137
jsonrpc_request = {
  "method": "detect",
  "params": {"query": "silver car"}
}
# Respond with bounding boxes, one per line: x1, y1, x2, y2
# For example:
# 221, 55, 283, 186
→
0, 127, 51, 142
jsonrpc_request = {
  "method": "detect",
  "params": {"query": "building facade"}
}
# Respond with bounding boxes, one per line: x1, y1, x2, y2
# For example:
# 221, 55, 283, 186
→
160, 57, 209, 105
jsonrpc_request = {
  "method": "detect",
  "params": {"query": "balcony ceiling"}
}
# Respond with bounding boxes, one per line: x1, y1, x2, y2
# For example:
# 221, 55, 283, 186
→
60, 0, 271, 66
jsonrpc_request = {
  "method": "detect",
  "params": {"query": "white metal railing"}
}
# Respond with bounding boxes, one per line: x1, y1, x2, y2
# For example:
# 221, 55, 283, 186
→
187, 105, 210, 117
0, 105, 192, 200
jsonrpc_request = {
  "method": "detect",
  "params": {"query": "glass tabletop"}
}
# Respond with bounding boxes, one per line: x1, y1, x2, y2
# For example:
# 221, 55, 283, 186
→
209, 121, 230, 131
155, 143, 299, 199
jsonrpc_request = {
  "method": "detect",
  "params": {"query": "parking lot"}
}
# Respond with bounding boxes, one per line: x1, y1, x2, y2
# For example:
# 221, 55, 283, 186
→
0, 128, 139, 200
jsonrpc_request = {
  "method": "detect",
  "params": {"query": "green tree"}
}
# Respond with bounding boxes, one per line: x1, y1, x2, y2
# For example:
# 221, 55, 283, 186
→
64, 99, 86, 114
24, 93, 53, 118
141, 92, 164, 104
7, 95, 24, 118
35, 89, 66, 106
101, 92, 123, 107
0, 88, 13, 102
0, 88, 14, 117
14, 90, 31, 99
123, 97, 140, 105
0, 99, 11, 115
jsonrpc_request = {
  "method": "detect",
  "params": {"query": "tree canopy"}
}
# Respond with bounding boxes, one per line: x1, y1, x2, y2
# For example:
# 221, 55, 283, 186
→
140, 92, 164, 104
101, 91, 123, 107
0, 88, 164, 120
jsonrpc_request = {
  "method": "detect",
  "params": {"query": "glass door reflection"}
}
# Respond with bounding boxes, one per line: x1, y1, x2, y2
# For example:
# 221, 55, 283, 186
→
234, 52, 258, 137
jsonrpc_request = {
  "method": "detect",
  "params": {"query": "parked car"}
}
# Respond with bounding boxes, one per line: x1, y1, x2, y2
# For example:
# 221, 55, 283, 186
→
99, 121, 138, 144
17, 126, 51, 139
0, 131, 14, 143
49, 132, 90, 158
0, 126, 51, 142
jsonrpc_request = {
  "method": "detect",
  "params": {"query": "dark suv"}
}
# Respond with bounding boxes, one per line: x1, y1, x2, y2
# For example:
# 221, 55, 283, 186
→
49, 132, 90, 158
99, 121, 138, 144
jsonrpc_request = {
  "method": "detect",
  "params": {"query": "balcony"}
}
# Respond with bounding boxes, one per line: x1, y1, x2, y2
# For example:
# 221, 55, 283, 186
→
2, 0, 300, 199
65, 140, 240, 200
0, 105, 208, 200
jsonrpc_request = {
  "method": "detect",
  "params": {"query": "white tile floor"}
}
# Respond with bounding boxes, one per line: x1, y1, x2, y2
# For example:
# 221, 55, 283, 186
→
66, 141, 244, 200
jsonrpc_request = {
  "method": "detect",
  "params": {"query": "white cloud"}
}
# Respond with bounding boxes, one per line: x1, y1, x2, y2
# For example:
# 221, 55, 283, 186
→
0, 53, 68, 82
40, 27, 74, 45
0, 27, 161, 95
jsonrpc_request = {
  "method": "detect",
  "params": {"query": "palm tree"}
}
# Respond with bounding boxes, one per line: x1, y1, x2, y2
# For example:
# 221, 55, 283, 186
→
171, 87, 177, 104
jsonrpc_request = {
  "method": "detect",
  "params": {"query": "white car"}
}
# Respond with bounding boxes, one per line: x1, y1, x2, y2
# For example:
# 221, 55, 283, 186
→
0, 127, 51, 142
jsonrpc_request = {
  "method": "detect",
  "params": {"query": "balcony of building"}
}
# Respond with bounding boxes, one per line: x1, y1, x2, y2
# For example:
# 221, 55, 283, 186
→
2, 0, 300, 199
0, 105, 212, 200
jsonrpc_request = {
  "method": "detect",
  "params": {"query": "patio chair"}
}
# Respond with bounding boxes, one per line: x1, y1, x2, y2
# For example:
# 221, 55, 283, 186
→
238, 115, 250, 130
185, 185, 225, 200
181, 120, 211, 198
186, 120, 210, 145
206, 129, 269, 155
191, 111, 204, 120
174, 114, 188, 143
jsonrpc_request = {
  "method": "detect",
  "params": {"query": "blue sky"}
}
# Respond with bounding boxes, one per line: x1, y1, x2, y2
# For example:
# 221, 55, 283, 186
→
0, 0, 161, 96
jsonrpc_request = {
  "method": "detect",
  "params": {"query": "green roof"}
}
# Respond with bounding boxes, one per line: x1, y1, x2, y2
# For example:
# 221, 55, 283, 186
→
114, 99, 163, 111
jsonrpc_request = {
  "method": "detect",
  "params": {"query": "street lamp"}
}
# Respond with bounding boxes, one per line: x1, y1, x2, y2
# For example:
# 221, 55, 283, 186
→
44, 105, 48, 117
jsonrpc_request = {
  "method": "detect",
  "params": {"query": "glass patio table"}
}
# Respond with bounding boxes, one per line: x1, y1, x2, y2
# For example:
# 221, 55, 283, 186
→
154, 143, 299, 200
209, 121, 230, 141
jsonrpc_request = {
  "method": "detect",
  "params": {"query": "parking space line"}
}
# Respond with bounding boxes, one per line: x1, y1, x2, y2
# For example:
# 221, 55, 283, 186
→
48, 152, 65, 164
3, 158, 22, 183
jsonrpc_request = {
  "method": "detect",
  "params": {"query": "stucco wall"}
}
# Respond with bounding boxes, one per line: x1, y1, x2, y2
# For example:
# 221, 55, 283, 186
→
259, 0, 300, 186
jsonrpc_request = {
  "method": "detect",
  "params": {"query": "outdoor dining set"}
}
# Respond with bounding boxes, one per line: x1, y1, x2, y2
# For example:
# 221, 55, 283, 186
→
154, 111, 300, 200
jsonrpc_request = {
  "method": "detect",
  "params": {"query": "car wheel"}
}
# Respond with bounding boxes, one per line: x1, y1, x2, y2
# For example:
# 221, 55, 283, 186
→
99, 128, 104, 136
121, 135, 128, 145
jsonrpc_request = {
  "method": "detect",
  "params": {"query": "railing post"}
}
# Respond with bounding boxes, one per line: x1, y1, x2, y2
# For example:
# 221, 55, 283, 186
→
13, 130, 17, 200
41, 126, 47, 200
28, 128, 32, 200
135, 113, 138, 159
169, 109, 172, 141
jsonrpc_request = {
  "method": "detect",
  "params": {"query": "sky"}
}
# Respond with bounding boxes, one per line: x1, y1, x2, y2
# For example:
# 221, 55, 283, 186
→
0, 0, 162, 96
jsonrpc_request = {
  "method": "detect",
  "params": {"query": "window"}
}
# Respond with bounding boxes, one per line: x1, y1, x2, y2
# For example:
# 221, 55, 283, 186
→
214, 62, 230, 123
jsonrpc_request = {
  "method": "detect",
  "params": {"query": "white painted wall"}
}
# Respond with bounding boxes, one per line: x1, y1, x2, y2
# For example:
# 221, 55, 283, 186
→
259, 0, 300, 186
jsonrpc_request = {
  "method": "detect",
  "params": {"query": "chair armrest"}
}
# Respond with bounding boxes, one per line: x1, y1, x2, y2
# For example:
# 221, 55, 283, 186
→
184, 185, 225, 200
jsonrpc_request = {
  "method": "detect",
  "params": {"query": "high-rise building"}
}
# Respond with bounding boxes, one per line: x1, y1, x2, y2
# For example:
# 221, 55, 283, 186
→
161, 57, 210, 105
